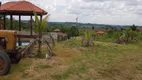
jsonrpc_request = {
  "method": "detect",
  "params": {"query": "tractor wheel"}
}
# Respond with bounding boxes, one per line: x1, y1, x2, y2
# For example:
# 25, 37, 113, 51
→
0, 52, 11, 75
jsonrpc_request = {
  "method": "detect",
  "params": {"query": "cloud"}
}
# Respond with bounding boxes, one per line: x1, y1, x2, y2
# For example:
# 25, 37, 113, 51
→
1, 0, 142, 25
64, 0, 142, 25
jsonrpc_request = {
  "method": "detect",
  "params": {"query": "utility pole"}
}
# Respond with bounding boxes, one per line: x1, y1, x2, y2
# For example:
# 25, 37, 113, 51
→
76, 17, 78, 28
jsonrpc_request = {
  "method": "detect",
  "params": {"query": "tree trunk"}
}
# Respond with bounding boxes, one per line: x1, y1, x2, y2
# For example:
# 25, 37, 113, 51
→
38, 33, 42, 56
86, 40, 89, 47
38, 39, 41, 54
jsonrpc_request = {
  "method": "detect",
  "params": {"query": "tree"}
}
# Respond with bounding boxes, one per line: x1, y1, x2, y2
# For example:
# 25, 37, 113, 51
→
13, 20, 19, 30
114, 28, 138, 44
59, 26, 70, 33
130, 24, 137, 31
111, 27, 114, 30
68, 26, 79, 39
92, 26, 95, 30
34, 12, 49, 56
120, 28, 124, 31
114, 31, 121, 41
82, 31, 94, 47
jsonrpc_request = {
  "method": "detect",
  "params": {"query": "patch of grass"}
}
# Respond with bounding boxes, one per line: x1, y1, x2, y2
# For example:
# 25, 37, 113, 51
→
0, 58, 32, 80
21, 72, 29, 78
1, 37, 142, 80
34, 53, 45, 59
52, 64, 88, 79
36, 64, 51, 69
34, 45, 48, 59
61, 38, 81, 48
10, 59, 32, 73
33, 63, 52, 73
138, 63, 142, 72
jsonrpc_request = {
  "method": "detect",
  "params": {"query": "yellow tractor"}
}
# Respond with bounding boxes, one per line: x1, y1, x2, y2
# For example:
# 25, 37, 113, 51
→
0, 30, 23, 75
0, 30, 53, 75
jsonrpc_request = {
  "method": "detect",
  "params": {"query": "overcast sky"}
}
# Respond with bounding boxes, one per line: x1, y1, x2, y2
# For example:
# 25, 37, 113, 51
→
1, 0, 142, 25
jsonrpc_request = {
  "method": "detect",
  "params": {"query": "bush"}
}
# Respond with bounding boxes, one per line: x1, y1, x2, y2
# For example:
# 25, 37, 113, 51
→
67, 26, 79, 39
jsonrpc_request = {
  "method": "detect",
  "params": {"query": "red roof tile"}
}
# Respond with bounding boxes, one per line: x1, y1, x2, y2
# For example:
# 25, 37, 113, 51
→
0, 1, 47, 15
96, 31, 104, 34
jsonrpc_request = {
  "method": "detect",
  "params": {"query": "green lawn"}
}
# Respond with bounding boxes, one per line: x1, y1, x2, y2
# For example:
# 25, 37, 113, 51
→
0, 38, 142, 80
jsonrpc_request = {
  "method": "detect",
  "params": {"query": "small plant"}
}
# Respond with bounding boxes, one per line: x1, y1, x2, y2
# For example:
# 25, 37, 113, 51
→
81, 31, 94, 47
34, 12, 55, 58
137, 32, 142, 40
34, 12, 49, 56
114, 29, 138, 44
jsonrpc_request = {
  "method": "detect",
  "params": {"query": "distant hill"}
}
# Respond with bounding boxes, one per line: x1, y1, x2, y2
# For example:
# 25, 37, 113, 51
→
48, 22, 142, 28
22, 20, 142, 28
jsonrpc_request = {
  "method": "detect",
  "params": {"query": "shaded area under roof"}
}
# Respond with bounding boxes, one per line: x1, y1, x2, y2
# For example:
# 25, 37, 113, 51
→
0, 1, 47, 15
0, 1, 48, 46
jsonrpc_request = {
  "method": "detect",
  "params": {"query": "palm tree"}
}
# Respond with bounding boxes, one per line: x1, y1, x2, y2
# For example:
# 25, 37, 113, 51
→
34, 12, 49, 56
115, 29, 138, 44
82, 31, 94, 47
34, 12, 55, 58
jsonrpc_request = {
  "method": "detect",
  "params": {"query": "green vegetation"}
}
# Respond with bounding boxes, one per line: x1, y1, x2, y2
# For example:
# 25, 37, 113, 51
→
53, 64, 88, 79
89, 25, 142, 44
35, 64, 51, 69
3, 16, 27, 30
131, 24, 137, 31
81, 31, 94, 47
47, 25, 79, 39
0, 21, 142, 80
0, 37, 142, 80
68, 26, 79, 39
34, 12, 49, 56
